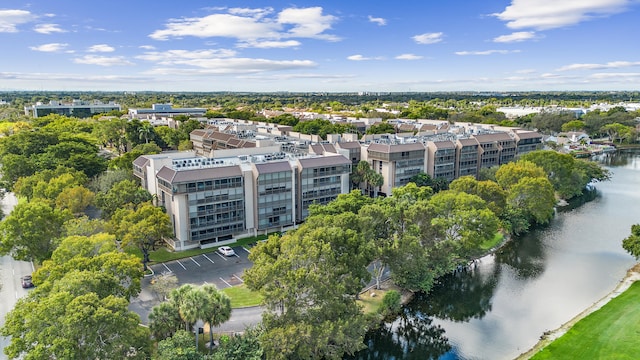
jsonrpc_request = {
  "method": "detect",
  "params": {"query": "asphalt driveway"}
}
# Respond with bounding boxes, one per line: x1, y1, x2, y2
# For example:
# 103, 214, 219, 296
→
129, 245, 258, 325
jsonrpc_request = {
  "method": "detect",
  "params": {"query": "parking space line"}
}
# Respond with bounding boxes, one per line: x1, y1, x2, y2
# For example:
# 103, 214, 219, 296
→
242, 246, 251, 254
219, 277, 232, 287
202, 254, 215, 264
216, 253, 228, 261
190, 257, 201, 267
162, 263, 172, 273
234, 274, 244, 283
176, 260, 186, 270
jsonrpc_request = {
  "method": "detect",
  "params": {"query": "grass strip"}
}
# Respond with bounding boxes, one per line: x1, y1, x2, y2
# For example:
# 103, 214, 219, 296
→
531, 281, 640, 359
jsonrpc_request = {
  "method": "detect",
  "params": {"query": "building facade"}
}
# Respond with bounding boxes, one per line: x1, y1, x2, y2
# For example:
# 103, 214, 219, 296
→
134, 149, 351, 250
24, 100, 121, 118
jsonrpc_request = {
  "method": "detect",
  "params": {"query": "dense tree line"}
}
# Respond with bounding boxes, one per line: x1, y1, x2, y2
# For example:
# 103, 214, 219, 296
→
0, 103, 617, 359
0, 114, 238, 359
244, 150, 609, 359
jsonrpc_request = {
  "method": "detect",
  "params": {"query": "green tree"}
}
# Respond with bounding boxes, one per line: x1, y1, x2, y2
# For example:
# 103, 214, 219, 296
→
0, 200, 71, 262
507, 177, 556, 225
366, 122, 396, 134
201, 284, 232, 353
211, 327, 264, 360
156, 330, 203, 360
95, 179, 152, 218
495, 160, 547, 190
33, 233, 143, 299
111, 202, 172, 271
1, 292, 150, 360
622, 224, 640, 259
521, 150, 609, 199
149, 302, 184, 341
601, 122, 634, 144
309, 189, 374, 217
245, 212, 373, 360
561, 120, 586, 132
55, 185, 95, 214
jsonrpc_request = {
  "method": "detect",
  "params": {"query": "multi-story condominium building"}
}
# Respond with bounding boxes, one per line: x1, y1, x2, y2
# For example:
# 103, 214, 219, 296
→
513, 130, 544, 154
425, 140, 457, 182
24, 100, 121, 118
455, 138, 481, 178
474, 133, 502, 168
363, 142, 426, 196
133, 149, 351, 250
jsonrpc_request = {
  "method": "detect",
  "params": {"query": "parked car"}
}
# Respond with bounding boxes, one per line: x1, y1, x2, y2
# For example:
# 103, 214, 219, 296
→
218, 246, 236, 257
21, 275, 34, 288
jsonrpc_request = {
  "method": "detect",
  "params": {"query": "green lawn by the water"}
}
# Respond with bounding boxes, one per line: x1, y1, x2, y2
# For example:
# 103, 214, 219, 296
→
531, 281, 640, 359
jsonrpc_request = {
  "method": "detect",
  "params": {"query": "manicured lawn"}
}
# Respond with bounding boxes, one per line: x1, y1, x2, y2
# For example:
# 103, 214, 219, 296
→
479, 233, 504, 251
531, 281, 640, 359
221, 284, 263, 308
357, 288, 387, 315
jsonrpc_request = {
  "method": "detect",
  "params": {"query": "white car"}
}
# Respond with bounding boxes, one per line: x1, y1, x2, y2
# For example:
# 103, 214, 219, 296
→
218, 246, 236, 257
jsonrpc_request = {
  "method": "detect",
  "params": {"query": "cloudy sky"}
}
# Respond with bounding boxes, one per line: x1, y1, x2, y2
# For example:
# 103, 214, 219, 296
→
1, 0, 639, 92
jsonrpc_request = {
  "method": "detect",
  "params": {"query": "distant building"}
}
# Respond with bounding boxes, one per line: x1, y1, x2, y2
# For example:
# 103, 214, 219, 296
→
24, 100, 121, 118
128, 104, 207, 119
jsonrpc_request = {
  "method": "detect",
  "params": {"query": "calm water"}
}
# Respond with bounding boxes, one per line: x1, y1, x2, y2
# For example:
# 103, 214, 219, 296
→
353, 151, 640, 360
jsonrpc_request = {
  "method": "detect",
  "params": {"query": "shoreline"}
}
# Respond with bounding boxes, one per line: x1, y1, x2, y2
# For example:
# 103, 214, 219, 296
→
516, 262, 640, 359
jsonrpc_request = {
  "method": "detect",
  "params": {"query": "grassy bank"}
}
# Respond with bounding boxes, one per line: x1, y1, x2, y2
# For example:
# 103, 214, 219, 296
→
530, 280, 640, 359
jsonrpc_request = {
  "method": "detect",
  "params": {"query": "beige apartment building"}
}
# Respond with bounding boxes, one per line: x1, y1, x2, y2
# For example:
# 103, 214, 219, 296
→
134, 149, 351, 251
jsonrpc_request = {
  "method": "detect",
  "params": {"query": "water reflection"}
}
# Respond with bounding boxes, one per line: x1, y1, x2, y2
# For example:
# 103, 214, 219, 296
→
353, 151, 640, 360
421, 261, 500, 322
496, 230, 547, 280
351, 312, 451, 360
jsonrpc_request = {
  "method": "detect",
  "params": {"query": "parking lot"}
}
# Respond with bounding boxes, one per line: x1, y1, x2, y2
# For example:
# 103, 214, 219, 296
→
148, 245, 254, 290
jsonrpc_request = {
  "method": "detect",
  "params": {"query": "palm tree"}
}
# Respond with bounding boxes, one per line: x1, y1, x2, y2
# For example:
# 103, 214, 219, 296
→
179, 288, 208, 333
138, 122, 153, 144
367, 171, 384, 198
201, 284, 232, 353
148, 301, 183, 341
168, 284, 195, 331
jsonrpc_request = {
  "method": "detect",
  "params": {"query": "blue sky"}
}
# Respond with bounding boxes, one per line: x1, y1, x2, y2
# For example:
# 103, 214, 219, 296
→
1, 0, 639, 92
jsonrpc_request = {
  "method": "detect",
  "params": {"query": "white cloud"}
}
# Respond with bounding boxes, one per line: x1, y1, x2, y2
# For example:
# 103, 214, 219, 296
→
589, 72, 640, 79
368, 15, 386, 26
0, 71, 151, 83
493, 0, 632, 30
237, 40, 301, 48
136, 49, 237, 64
150, 14, 280, 40
277, 7, 339, 41
455, 49, 521, 56
87, 44, 115, 53
347, 54, 384, 61
516, 68, 536, 74
395, 54, 423, 60
34, 23, 65, 34
145, 58, 316, 75
73, 55, 134, 66
412, 32, 443, 44
557, 61, 640, 71
139, 45, 156, 50
29, 43, 69, 52
0, 9, 36, 32
493, 31, 536, 43
238, 73, 355, 80
149, 6, 339, 42
228, 7, 273, 18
